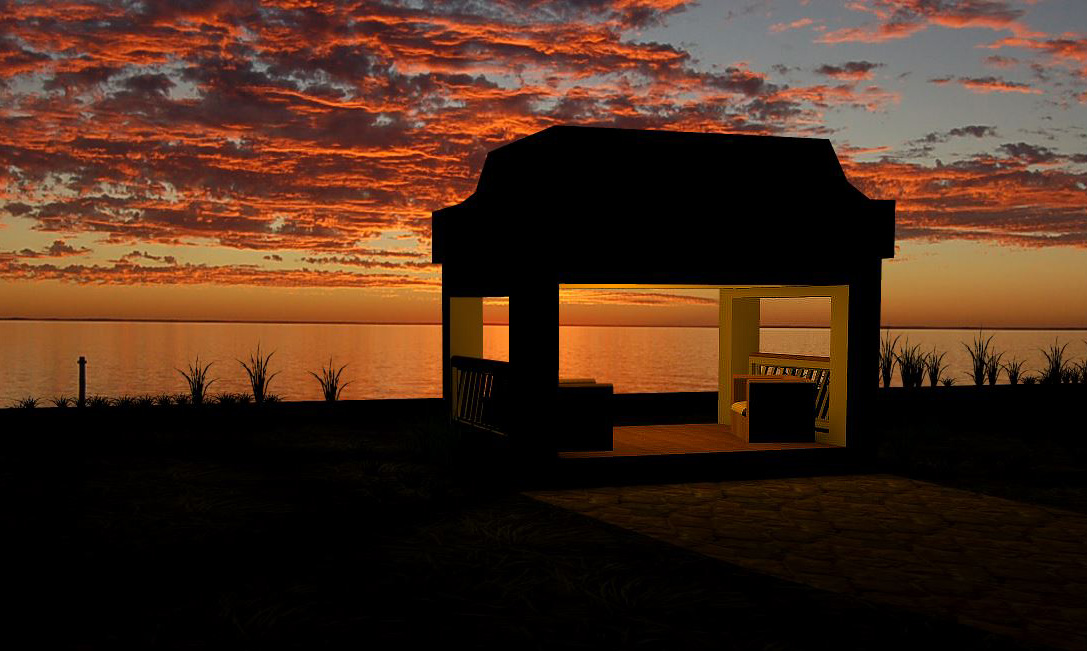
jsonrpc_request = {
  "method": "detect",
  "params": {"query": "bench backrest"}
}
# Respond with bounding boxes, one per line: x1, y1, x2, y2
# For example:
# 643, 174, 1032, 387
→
450, 355, 510, 435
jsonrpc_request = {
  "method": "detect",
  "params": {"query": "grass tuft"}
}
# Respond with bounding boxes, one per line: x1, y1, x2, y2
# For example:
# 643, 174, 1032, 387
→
51, 395, 73, 408
310, 357, 351, 401
238, 344, 279, 405
879, 331, 900, 388
1003, 358, 1025, 385
88, 395, 111, 408
135, 395, 156, 408
895, 339, 926, 388
113, 395, 137, 408
213, 392, 239, 406
924, 348, 947, 387
1039, 340, 1069, 385
985, 350, 1005, 386
177, 357, 216, 405
940, 377, 955, 387
962, 330, 995, 386
1021, 375, 1038, 385
15, 396, 39, 408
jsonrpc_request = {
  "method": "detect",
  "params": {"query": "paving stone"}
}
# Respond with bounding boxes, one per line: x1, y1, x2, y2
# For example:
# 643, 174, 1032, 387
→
709, 524, 771, 542
919, 577, 978, 598
793, 572, 854, 594
882, 516, 944, 534
1032, 525, 1087, 542
979, 557, 1060, 582
958, 617, 1029, 643
782, 555, 838, 576
779, 542, 838, 562
672, 525, 716, 544
958, 598, 1026, 626
527, 473, 1087, 650
667, 512, 712, 528
1001, 577, 1077, 596
1022, 624, 1087, 651
932, 562, 995, 584
764, 525, 821, 543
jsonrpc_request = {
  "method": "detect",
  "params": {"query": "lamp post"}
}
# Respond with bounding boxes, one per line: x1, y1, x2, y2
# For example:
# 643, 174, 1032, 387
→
78, 356, 87, 408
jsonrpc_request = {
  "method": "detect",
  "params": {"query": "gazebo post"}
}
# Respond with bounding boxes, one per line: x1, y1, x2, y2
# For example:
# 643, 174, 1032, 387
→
511, 277, 559, 452
846, 264, 882, 456
828, 285, 850, 447
718, 292, 760, 424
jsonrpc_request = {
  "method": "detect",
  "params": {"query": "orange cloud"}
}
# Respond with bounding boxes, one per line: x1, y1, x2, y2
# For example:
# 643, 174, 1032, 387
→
842, 148, 1087, 248
770, 18, 814, 34
929, 75, 1041, 94
818, 0, 1029, 45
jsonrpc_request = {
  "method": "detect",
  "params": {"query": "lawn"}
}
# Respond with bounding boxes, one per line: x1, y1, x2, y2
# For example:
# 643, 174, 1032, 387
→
2, 405, 1044, 649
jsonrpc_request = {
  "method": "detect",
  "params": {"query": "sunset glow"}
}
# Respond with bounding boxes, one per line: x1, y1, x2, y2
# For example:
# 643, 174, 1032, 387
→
1, 1, 1085, 326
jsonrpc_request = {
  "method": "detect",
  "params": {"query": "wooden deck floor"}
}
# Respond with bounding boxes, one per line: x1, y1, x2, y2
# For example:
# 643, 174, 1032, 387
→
558, 424, 835, 459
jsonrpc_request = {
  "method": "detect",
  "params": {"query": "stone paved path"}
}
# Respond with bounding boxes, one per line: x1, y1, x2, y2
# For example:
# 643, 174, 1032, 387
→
527, 474, 1087, 650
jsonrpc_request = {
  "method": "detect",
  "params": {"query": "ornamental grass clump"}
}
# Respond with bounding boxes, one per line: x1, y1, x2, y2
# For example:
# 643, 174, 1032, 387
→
113, 395, 137, 408
1004, 358, 1025, 385
310, 357, 351, 401
963, 330, 995, 387
177, 357, 216, 405
925, 348, 947, 387
51, 396, 73, 408
15, 396, 39, 408
212, 392, 252, 406
239, 344, 279, 405
87, 395, 111, 408
895, 339, 926, 388
213, 392, 240, 406
879, 331, 900, 388
1039, 340, 1069, 385
985, 351, 1005, 386
941, 377, 955, 387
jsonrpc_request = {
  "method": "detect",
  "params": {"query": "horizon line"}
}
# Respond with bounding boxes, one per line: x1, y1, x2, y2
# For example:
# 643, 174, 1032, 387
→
2, 317, 1086, 330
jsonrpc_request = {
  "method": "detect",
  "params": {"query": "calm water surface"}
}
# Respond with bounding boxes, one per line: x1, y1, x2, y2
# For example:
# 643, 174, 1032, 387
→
2, 321, 1085, 403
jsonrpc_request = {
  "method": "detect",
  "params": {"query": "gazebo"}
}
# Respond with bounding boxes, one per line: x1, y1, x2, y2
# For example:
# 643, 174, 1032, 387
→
432, 126, 894, 458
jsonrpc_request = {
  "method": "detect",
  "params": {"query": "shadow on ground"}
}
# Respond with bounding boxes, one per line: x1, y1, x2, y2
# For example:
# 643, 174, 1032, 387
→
1, 408, 1047, 649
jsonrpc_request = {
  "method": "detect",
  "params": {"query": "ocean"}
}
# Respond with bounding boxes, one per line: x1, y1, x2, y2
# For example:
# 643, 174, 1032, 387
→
2, 321, 1085, 403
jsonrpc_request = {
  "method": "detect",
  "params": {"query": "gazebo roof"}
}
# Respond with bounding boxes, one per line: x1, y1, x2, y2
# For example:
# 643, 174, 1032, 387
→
433, 126, 894, 285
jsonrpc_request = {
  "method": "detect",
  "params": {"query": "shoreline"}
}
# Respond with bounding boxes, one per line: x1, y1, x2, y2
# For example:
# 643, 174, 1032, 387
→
2, 317, 1086, 330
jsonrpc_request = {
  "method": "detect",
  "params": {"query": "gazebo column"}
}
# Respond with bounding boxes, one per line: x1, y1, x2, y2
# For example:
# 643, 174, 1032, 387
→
511, 277, 559, 451
718, 292, 760, 424
827, 285, 850, 446
845, 265, 881, 455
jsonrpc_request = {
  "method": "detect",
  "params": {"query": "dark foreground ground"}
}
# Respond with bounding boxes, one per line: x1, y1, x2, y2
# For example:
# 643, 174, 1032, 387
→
3, 403, 1083, 649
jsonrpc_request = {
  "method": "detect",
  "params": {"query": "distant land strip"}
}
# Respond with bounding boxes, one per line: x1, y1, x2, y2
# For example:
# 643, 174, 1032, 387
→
1, 317, 1085, 330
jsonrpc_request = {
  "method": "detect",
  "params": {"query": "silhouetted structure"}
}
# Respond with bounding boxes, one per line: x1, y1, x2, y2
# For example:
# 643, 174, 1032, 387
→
433, 125, 894, 456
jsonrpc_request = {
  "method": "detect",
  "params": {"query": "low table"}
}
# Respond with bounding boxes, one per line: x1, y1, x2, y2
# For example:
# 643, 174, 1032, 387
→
731, 374, 815, 443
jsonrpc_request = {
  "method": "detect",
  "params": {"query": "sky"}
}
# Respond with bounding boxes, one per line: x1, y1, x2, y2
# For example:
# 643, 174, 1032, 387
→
1, 0, 1086, 327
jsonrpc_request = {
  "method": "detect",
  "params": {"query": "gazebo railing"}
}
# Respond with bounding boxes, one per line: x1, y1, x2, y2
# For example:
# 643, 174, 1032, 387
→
450, 355, 510, 435
749, 352, 831, 432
